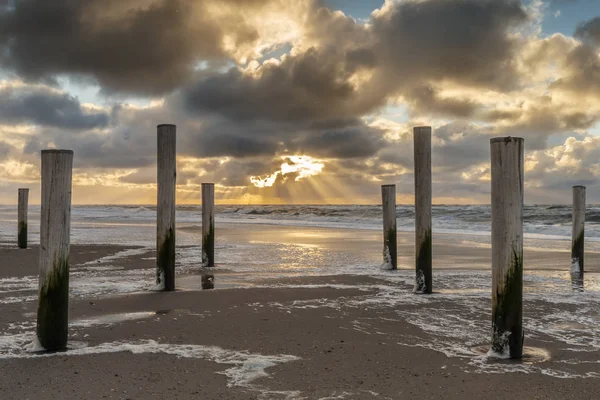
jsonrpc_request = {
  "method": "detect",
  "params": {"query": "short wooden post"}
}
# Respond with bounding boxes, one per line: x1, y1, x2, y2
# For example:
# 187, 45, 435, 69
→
571, 186, 585, 273
37, 149, 73, 351
381, 184, 397, 270
18, 188, 29, 249
490, 137, 524, 359
202, 183, 215, 267
156, 124, 176, 291
414, 126, 432, 293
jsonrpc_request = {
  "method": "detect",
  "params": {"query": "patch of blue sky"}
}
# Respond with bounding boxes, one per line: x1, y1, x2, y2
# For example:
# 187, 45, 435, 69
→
541, 0, 600, 37
324, 0, 384, 21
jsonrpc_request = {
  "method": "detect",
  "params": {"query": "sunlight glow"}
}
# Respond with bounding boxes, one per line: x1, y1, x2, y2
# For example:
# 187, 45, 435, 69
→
250, 155, 325, 188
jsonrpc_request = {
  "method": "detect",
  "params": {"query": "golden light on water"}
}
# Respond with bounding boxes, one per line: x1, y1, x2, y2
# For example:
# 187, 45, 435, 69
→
250, 155, 325, 188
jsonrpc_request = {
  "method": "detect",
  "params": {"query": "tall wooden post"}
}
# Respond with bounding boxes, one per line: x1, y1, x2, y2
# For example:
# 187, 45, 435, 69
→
381, 184, 397, 270
490, 137, 524, 359
37, 149, 73, 351
202, 183, 215, 267
571, 185, 585, 273
156, 124, 176, 291
18, 188, 29, 249
414, 126, 432, 293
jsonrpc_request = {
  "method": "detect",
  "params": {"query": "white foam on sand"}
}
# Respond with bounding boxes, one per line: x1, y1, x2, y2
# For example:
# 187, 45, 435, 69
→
0, 337, 299, 389
80, 247, 152, 267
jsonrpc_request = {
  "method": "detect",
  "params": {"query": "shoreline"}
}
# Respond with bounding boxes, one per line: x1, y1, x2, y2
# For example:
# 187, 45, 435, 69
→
1, 226, 599, 398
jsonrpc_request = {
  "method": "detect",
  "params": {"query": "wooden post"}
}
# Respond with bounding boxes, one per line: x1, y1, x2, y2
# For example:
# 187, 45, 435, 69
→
571, 185, 585, 273
18, 188, 29, 249
202, 183, 215, 267
156, 124, 176, 291
37, 149, 73, 351
381, 184, 397, 270
414, 126, 432, 294
490, 137, 524, 359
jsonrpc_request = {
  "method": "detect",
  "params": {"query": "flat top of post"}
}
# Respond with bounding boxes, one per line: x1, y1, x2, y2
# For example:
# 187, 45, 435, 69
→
41, 149, 74, 154
490, 136, 523, 143
381, 184, 396, 187
202, 182, 215, 186
157, 124, 176, 128
18, 188, 29, 191
573, 185, 586, 189
413, 126, 431, 131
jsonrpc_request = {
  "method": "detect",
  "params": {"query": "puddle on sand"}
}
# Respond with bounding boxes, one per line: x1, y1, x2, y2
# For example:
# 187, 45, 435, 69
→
71, 312, 156, 327
471, 345, 551, 364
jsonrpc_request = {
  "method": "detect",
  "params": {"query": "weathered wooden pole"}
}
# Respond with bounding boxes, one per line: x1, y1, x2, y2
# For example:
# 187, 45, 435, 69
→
17, 188, 29, 249
202, 183, 215, 267
37, 149, 73, 351
381, 184, 397, 270
156, 124, 176, 291
414, 126, 432, 294
571, 185, 585, 273
490, 137, 524, 359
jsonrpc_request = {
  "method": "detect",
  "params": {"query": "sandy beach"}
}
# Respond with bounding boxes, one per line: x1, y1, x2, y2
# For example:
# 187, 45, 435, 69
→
0, 223, 599, 399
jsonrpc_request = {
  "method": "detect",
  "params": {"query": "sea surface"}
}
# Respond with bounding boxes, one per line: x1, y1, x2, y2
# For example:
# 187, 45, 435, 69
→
1, 204, 600, 246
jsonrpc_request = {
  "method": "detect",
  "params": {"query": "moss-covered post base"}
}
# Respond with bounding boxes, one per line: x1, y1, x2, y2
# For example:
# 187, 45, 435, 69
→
18, 188, 29, 249
414, 126, 432, 293
490, 137, 524, 359
157, 124, 176, 291
381, 185, 397, 270
202, 183, 215, 267
37, 150, 73, 351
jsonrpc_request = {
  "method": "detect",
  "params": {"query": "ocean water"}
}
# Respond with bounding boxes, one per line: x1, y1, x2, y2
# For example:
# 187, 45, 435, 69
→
1, 204, 599, 246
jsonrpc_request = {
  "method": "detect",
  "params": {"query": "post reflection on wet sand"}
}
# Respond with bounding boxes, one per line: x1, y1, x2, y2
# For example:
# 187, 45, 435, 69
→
201, 273, 215, 290
570, 271, 584, 292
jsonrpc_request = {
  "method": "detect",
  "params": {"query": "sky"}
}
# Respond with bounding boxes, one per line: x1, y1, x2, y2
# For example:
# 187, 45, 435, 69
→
0, 0, 600, 205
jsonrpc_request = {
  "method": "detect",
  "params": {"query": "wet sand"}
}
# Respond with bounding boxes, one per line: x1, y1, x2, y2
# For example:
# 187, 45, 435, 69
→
1, 225, 599, 399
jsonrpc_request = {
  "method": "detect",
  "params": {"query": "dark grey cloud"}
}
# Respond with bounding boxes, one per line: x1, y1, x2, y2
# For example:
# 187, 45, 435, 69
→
0, 85, 109, 129
370, 0, 528, 92
575, 17, 600, 47
0, 0, 287, 95
290, 125, 385, 159
406, 86, 477, 118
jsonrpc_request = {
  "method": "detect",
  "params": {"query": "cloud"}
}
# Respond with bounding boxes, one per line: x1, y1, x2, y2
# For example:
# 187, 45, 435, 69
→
0, 82, 109, 129
0, 0, 316, 95
575, 17, 600, 47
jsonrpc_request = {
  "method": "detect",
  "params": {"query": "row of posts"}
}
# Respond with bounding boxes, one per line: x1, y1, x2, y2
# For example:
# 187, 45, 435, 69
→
14, 127, 587, 359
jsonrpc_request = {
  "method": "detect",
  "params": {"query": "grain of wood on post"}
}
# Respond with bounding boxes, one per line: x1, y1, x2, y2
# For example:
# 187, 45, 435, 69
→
17, 188, 29, 249
202, 183, 215, 267
571, 185, 585, 274
414, 126, 432, 294
490, 137, 524, 359
156, 124, 176, 291
37, 149, 73, 351
381, 184, 397, 270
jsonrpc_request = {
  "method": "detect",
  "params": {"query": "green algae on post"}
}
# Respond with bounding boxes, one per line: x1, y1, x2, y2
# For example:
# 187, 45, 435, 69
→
491, 248, 523, 357
17, 221, 27, 249
37, 255, 69, 350
157, 227, 175, 291
414, 228, 432, 294
17, 188, 29, 249
36, 149, 73, 351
